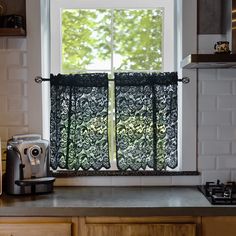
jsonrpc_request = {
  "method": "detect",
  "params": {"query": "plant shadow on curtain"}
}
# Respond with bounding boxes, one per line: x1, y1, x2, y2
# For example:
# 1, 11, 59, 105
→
50, 72, 178, 173
50, 73, 110, 171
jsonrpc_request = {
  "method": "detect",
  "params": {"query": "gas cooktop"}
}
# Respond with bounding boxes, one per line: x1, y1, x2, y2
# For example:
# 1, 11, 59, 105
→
198, 180, 236, 205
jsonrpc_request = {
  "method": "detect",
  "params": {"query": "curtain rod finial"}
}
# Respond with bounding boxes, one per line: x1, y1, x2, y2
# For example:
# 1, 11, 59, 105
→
179, 77, 190, 84
35, 76, 43, 83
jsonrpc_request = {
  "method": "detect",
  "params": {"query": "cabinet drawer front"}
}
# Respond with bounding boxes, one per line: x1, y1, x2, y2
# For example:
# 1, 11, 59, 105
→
0, 223, 71, 236
202, 217, 236, 236
86, 223, 196, 236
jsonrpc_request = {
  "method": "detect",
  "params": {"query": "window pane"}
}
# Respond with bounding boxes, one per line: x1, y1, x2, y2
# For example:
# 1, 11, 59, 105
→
61, 9, 111, 73
113, 9, 163, 71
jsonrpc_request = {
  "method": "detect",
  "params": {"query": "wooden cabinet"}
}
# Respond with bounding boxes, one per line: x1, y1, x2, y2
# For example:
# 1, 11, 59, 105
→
78, 217, 198, 236
85, 223, 196, 236
3, 215, 236, 236
0, 216, 198, 236
202, 216, 236, 236
0, 217, 74, 236
197, 0, 224, 34
0, 223, 71, 236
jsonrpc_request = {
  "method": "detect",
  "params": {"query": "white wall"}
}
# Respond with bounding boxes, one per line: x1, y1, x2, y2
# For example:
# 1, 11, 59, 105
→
198, 35, 236, 183
0, 37, 29, 169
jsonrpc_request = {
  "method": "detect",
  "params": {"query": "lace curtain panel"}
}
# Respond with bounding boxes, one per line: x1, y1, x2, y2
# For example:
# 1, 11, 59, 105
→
50, 73, 110, 170
115, 72, 178, 171
50, 72, 178, 172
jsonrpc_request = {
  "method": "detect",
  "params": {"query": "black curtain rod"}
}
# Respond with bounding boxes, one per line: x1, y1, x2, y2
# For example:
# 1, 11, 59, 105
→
35, 76, 190, 84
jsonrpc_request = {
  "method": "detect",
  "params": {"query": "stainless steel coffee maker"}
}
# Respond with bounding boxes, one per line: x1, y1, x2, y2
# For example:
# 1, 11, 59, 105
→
5, 134, 55, 195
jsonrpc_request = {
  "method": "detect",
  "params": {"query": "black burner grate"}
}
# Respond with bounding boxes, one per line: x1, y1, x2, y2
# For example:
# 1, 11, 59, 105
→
198, 180, 236, 205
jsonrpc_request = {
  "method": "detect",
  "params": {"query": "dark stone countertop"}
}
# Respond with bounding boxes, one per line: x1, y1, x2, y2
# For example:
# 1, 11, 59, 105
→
0, 186, 236, 217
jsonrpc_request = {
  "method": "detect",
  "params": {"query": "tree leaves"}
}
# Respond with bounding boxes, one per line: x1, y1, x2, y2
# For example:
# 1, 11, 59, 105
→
61, 9, 163, 73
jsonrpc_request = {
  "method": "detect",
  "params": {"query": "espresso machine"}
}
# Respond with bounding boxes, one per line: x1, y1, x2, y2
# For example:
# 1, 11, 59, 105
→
5, 134, 55, 195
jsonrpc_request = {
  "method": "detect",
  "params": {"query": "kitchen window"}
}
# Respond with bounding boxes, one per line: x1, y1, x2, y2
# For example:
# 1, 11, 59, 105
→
50, 0, 174, 73
37, 0, 197, 177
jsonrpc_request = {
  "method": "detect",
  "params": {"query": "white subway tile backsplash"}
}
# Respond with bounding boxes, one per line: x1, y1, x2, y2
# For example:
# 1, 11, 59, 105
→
230, 171, 236, 182
232, 142, 236, 154
0, 67, 7, 81
199, 56, 236, 182
0, 127, 8, 140
8, 67, 28, 81
23, 112, 28, 126
198, 156, 216, 170
7, 38, 27, 51
141, 176, 172, 186
6, 52, 21, 66
8, 127, 29, 138
231, 112, 236, 126
218, 96, 236, 110
198, 142, 203, 156
0, 81, 23, 96
0, 96, 7, 112
171, 176, 201, 185
0, 112, 25, 126
111, 176, 141, 186
201, 170, 231, 184
198, 96, 217, 111
0, 39, 28, 151
198, 69, 217, 80
218, 127, 236, 140
198, 156, 216, 171
202, 141, 230, 155
0, 38, 7, 49
198, 80, 203, 96
217, 156, 236, 169
232, 81, 236, 95
23, 82, 28, 97
7, 97, 28, 112
201, 111, 231, 126
21, 52, 27, 67
198, 112, 203, 126
0, 52, 7, 66
198, 126, 217, 140
217, 69, 236, 81
198, 35, 223, 54
202, 80, 232, 95
1, 34, 236, 186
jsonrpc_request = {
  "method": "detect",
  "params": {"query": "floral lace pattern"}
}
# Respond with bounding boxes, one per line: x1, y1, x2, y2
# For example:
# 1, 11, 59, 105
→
50, 72, 178, 172
50, 73, 110, 170
115, 72, 178, 171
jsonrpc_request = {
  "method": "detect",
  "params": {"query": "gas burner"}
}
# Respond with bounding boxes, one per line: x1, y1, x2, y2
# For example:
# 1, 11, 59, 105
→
198, 180, 236, 205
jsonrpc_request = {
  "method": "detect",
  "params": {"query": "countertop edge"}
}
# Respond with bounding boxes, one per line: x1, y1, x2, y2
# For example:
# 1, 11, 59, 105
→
1, 206, 236, 217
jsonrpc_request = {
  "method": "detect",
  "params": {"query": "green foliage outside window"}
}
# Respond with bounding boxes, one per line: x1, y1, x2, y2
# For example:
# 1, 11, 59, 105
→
61, 9, 163, 73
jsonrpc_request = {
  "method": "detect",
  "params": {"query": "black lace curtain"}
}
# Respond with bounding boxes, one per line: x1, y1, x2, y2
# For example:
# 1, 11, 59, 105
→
115, 72, 178, 171
50, 73, 110, 170
50, 72, 178, 172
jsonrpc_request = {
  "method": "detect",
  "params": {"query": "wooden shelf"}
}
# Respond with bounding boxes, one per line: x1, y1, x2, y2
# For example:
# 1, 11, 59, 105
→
0, 28, 26, 37
181, 54, 236, 69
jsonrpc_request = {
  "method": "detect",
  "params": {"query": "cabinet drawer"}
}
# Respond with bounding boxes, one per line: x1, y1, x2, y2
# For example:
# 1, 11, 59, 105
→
0, 223, 71, 236
85, 223, 196, 236
202, 217, 236, 236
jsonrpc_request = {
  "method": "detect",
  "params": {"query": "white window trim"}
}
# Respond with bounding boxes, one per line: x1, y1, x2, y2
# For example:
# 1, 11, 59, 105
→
26, 0, 197, 185
177, 0, 197, 171
50, 0, 176, 172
